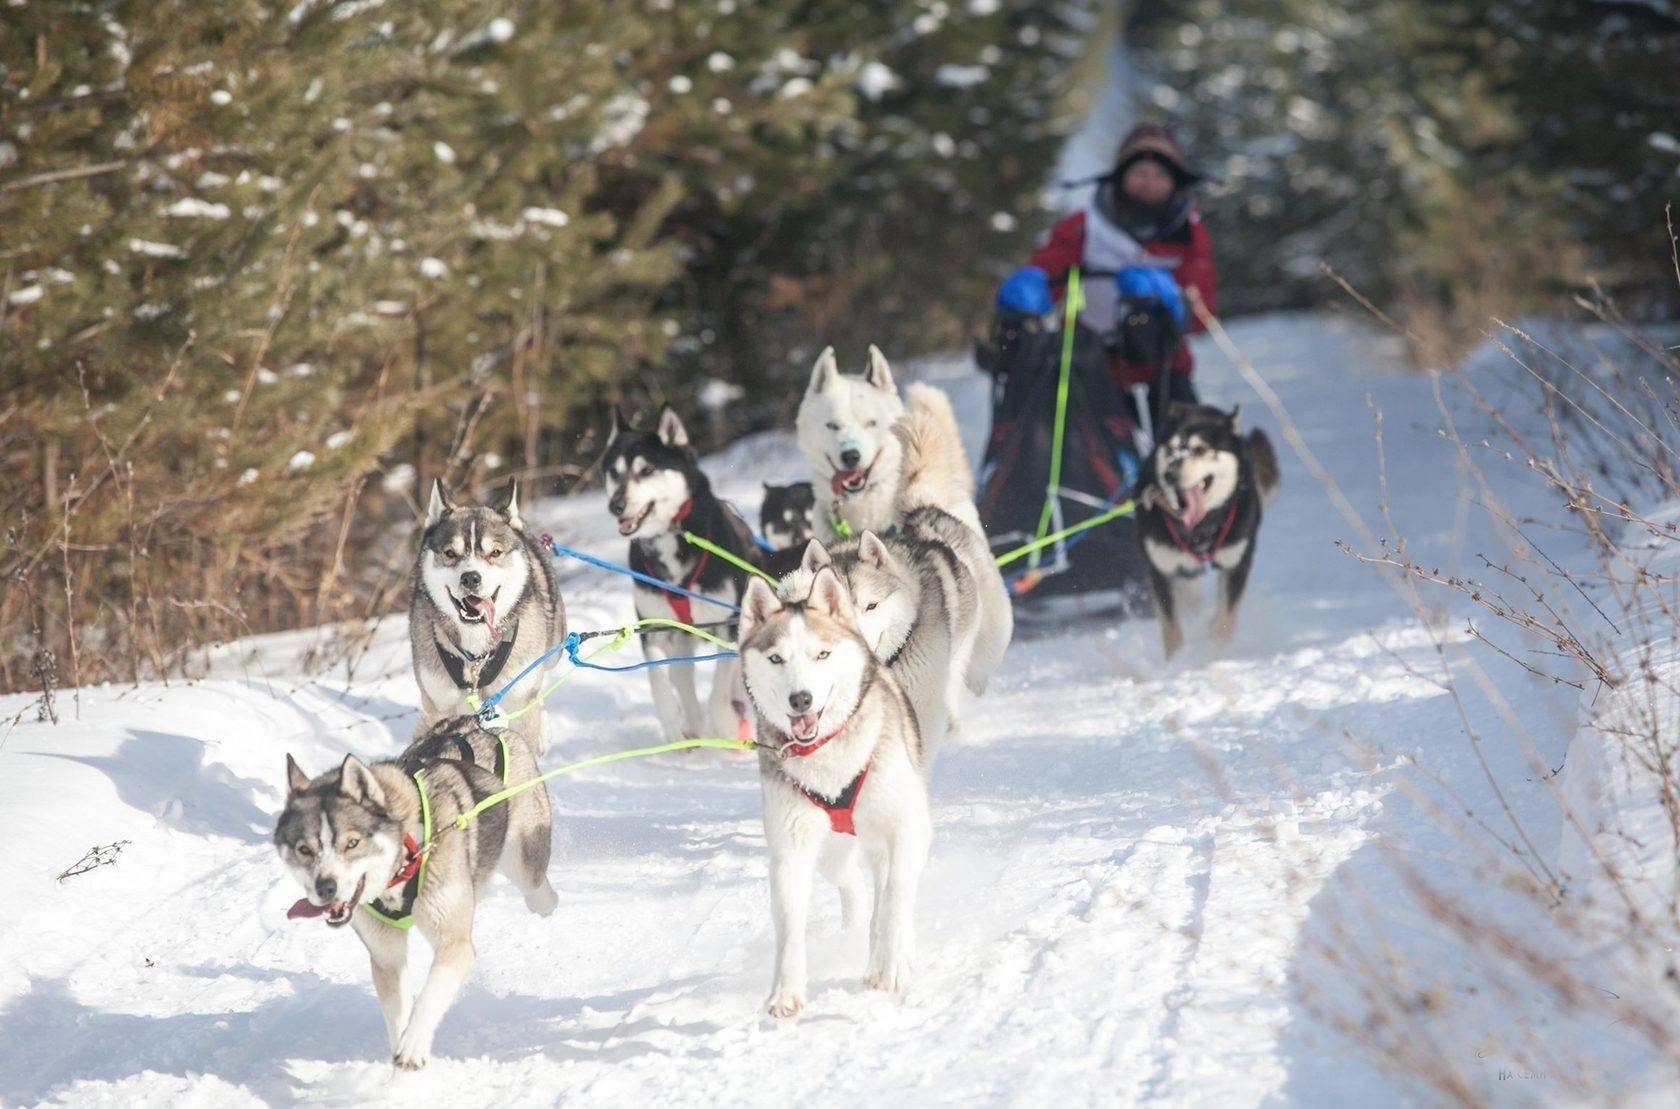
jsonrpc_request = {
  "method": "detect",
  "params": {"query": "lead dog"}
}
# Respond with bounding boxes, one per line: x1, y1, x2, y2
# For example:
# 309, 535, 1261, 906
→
603, 405, 760, 741
1136, 403, 1279, 656
410, 479, 565, 753
738, 567, 930, 1016
275, 715, 556, 1068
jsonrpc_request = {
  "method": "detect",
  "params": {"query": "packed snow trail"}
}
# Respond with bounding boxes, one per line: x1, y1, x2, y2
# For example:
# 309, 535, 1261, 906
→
0, 314, 1582, 1105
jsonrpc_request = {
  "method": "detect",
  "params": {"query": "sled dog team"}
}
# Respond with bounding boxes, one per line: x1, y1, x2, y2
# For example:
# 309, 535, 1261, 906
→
274, 345, 1276, 1068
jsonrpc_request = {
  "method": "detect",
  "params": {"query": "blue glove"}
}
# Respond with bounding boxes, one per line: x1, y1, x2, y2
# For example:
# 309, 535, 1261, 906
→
996, 266, 1053, 315
1117, 266, 1186, 327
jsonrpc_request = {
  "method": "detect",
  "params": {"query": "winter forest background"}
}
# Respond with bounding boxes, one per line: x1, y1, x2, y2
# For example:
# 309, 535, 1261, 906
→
3, 0, 1677, 691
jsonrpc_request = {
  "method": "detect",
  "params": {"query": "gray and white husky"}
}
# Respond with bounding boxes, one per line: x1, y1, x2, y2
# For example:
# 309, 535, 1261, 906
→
410, 479, 565, 754
275, 716, 556, 1068
797, 346, 907, 543
738, 567, 931, 1017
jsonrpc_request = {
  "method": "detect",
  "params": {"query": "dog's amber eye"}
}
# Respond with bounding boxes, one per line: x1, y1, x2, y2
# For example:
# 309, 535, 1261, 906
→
295, 843, 314, 858
825, 421, 840, 431
343, 835, 361, 850
486, 548, 503, 560
768, 653, 784, 665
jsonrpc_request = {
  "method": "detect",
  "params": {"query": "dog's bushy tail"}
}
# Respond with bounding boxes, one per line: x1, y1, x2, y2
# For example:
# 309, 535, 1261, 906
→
895, 383, 974, 518
1246, 429, 1281, 502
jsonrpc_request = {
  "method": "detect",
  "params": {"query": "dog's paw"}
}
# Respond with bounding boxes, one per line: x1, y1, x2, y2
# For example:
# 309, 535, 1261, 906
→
866, 955, 913, 996
393, 1028, 433, 1070
766, 985, 805, 1019
525, 882, 559, 917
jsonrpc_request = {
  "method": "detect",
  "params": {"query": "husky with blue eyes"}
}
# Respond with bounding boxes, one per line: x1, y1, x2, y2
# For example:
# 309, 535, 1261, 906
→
408, 479, 565, 753
737, 566, 930, 1017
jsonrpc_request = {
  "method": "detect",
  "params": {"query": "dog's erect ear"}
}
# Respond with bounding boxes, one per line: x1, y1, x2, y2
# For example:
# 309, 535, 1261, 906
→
740, 576, 782, 639
338, 755, 386, 807
807, 346, 838, 394
490, 478, 525, 530
426, 478, 452, 526
656, 405, 689, 449
606, 405, 629, 450
286, 754, 311, 794
858, 531, 890, 569
806, 565, 856, 623
865, 344, 896, 394
800, 539, 833, 575
1227, 404, 1241, 430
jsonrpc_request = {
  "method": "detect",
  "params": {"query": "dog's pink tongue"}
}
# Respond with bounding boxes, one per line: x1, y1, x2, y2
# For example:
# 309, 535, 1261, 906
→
287, 898, 327, 920
470, 595, 499, 640
1179, 483, 1208, 530
789, 713, 820, 741
830, 471, 856, 497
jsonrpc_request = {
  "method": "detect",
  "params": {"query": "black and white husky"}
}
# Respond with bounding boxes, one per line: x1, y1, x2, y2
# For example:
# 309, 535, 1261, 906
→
275, 716, 556, 1068
410, 480, 565, 753
1136, 404, 1280, 656
603, 406, 762, 741
759, 481, 815, 551
738, 567, 930, 1016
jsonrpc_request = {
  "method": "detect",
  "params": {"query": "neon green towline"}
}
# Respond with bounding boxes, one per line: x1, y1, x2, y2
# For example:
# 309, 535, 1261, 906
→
681, 531, 777, 586
453, 737, 756, 831
1032, 267, 1084, 563
993, 498, 1138, 569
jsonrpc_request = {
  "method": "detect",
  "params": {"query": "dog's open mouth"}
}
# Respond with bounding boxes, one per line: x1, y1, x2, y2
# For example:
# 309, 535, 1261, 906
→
287, 874, 367, 927
1177, 474, 1214, 529
617, 502, 654, 537
787, 712, 821, 743
828, 455, 877, 497
448, 586, 500, 639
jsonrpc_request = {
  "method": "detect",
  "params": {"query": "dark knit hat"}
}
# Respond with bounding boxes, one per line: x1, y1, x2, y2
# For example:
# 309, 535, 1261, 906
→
1112, 123, 1204, 187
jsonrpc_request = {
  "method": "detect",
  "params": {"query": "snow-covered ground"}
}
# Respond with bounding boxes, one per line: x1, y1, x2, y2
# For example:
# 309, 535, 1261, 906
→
5, 312, 1639, 1106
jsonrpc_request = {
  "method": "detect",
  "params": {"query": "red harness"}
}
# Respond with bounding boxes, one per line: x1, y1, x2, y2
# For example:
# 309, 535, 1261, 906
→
662, 500, 710, 626
796, 760, 872, 835
776, 714, 871, 835
1162, 500, 1239, 566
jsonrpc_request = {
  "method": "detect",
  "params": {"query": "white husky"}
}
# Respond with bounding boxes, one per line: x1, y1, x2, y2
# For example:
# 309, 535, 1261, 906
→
797, 346, 907, 543
738, 568, 930, 1017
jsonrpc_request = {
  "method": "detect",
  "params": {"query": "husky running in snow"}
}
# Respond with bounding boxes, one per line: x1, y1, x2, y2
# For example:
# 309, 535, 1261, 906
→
1136, 403, 1279, 656
602, 406, 761, 742
410, 479, 564, 754
738, 567, 930, 1017
797, 346, 907, 543
275, 716, 556, 1069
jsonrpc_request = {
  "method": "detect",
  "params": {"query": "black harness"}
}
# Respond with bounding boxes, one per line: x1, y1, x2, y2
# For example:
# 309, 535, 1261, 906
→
436, 624, 518, 692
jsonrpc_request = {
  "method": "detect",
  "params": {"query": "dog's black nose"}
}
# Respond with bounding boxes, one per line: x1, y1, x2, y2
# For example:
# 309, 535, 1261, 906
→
608, 492, 626, 517
788, 690, 813, 713
315, 876, 337, 900
839, 448, 861, 469
459, 570, 482, 593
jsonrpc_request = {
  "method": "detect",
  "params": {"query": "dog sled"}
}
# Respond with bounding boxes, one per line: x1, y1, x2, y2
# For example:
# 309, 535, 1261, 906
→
975, 271, 1158, 606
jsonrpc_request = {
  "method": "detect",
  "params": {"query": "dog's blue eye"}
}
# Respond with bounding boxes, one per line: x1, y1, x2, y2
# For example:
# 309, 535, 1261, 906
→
343, 835, 361, 850
816, 649, 830, 660
864, 602, 878, 612
768, 653, 784, 665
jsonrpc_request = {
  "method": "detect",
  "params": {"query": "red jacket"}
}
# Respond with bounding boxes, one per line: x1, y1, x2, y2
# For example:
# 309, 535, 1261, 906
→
1029, 206, 1216, 386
